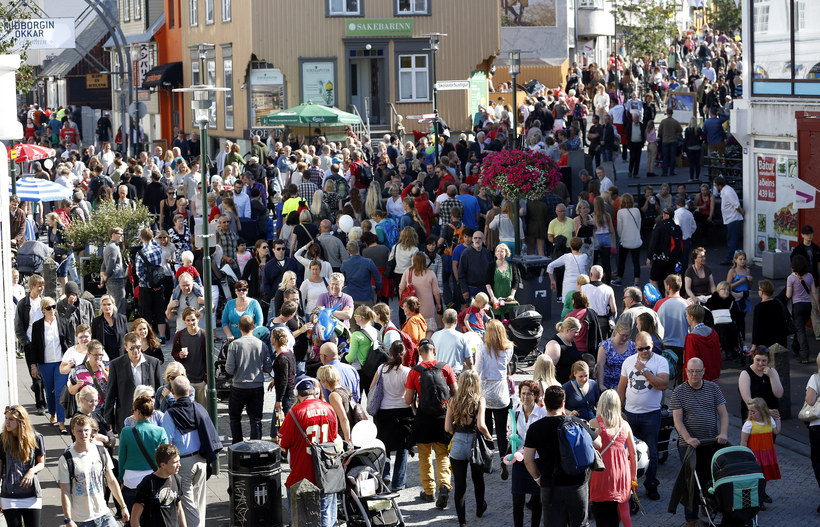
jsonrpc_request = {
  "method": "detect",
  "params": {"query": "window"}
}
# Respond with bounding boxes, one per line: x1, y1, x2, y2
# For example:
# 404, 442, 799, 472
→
222, 0, 230, 21
328, 0, 360, 16
191, 61, 200, 85
397, 0, 426, 15
578, 0, 602, 7
795, 0, 805, 31
190, 0, 198, 26
207, 58, 217, 128
205, 0, 214, 24
398, 54, 428, 101
134, 0, 141, 19
223, 47, 233, 130
123, 0, 130, 21
753, 0, 769, 32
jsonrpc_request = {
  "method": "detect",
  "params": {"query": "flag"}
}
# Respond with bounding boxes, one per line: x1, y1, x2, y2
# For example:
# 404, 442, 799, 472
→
793, 177, 818, 210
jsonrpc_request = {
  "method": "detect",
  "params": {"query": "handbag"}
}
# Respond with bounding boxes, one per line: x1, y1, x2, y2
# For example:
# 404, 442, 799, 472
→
59, 384, 77, 419
799, 374, 820, 423
384, 245, 397, 280
366, 366, 385, 416
400, 270, 416, 304
288, 409, 346, 493
131, 427, 158, 471
470, 432, 494, 474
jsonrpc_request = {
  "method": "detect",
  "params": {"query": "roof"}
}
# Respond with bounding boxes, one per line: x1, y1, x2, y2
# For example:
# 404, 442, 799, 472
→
39, 16, 110, 77
102, 13, 165, 48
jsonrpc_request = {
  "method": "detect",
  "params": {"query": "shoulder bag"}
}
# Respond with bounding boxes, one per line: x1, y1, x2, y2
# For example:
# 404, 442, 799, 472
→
470, 406, 494, 474
799, 374, 820, 423
384, 245, 397, 280
287, 409, 346, 493
400, 269, 416, 304
131, 427, 158, 471
366, 365, 386, 416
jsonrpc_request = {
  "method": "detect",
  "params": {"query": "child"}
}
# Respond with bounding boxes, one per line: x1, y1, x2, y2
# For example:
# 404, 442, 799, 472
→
727, 250, 753, 340
131, 443, 185, 527
740, 397, 781, 497
11, 269, 25, 304
558, 143, 569, 167
460, 292, 491, 334
235, 238, 252, 275
173, 250, 202, 287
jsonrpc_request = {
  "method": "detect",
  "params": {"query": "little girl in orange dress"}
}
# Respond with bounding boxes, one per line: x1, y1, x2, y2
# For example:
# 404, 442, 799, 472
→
740, 397, 781, 504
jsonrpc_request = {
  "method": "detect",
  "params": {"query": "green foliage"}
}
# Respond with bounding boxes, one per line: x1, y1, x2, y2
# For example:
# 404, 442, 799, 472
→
0, 8, 35, 93
709, 0, 741, 33
62, 201, 154, 276
614, 2, 678, 61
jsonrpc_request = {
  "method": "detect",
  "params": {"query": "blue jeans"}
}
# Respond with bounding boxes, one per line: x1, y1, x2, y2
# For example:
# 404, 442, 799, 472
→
38, 362, 68, 422
625, 409, 661, 489
676, 444, 699, 521
662, 141, 677, 176
602, 148, 614, 163
383, 449, 409, 490
725, 220, 742, 263
122, 485, 138, 514
77, 513, 119, 527
320, 492, 337, 527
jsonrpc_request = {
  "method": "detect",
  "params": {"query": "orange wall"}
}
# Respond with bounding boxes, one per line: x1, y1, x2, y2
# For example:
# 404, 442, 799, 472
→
154, 0, 185, 144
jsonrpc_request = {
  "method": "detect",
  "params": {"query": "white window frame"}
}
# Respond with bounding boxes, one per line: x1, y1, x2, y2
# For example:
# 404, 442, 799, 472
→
205, 0, 214, 24
753, 0, 769, 33
190, 0, 198, 27
795, 0, 805, 31
223, 56, 234, 130
123, 0, 130, 21
398, 54, 429, 102
397, 0, 426, 15
134, 0, 141, 19
328, 0, 361, 17
578, 0, 602, 8
191, 61, 200, 86
222, 0, 231, 21
207, 58, 217, 129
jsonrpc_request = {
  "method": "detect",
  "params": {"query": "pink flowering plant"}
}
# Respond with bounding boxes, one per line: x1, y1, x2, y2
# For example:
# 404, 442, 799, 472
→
479, 149, 562, 200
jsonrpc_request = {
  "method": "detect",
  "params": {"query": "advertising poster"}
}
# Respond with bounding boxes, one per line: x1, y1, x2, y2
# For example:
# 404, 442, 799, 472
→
3, 18, 76, 50
469, 71, 488, 118
250, 69, 285, 127
301, 61, 336, 107
755, 153, 798, 256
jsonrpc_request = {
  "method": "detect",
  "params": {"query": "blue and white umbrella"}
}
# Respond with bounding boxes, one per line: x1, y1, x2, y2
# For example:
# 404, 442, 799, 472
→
10, 177, 74, 202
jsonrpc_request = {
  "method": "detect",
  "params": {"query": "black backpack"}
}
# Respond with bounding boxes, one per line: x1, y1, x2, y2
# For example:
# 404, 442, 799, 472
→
413, 362, 450, 416
667, 222, 684, 262
138, 248, 165, 288
62, 444, 108, 487
358, 162, 374, 186
360, 331, 390, 380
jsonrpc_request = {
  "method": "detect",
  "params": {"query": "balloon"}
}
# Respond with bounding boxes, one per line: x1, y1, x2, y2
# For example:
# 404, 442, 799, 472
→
314, 305, 341, 341
350, 420, 379, 448
643, 283, 662, 308
504, 408, 524, 465
338, 215, 354, 233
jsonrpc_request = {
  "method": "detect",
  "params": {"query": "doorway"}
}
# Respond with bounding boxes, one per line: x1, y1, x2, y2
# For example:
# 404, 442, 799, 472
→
350, 57, 386, 126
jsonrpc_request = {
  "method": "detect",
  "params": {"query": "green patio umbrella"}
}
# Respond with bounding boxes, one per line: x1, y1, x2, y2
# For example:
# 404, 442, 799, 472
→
260, 101, 362, 126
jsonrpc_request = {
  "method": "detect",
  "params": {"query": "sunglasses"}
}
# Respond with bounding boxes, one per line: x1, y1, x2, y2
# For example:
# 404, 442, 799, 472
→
90, 354, 104, 358
169, 375, 178, 381
44, 305, 56, 311
260, 245, 268, 249
274, 247, 285, 251
235, 288, 248, 292
636, 346, 652, 352
126, 345, 141, 351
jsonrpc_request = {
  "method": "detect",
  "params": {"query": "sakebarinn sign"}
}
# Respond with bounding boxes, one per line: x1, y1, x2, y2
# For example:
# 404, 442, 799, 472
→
3, 18, 76, 50
345, 19, 414, 37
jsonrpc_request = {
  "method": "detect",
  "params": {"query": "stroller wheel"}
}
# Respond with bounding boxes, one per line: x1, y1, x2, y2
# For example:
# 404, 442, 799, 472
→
630, 498, 639, 515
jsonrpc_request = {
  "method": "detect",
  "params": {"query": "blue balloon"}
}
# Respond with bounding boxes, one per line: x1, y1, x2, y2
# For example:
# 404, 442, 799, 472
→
643, 283, 662, 307
314, 304, 341, 341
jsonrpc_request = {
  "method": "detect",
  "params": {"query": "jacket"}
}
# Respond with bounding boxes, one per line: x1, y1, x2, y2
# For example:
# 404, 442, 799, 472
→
684, 126, 705, 150
583, 308, 606, 354
683, 327, 721, 382
668, 438, 723, 516
647, 218, 683, 260
29, 316, 71, 364
624, 119, 646, 147
262, 256, 302, 299
458, 246, 493, 295
14, 295, 37, 346
91, 314, 129, 361
57, 297, 95, 338
165, 397, 223, 462
10, 208, 26, 247
103, 354, 163, 433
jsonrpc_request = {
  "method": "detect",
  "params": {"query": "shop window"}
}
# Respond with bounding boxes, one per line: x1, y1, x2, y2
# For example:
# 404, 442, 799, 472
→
190, 0, 198, 26
328, 0, 360, 16
222, 0, 230, 21
206, 0, 214, 24
398, 54, 429, 102
397, 0, 429, 15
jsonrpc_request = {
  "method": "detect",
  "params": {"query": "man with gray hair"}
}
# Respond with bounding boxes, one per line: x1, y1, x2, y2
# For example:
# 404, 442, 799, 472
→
615, 286, 664, 341
581, 265, 617, 336
430, 309, 472, 375
215, 139, 232, 175
251, 134, 268, 160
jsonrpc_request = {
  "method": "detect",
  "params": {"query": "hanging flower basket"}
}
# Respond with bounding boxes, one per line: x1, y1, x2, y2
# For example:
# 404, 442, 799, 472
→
478, 149, 562, 201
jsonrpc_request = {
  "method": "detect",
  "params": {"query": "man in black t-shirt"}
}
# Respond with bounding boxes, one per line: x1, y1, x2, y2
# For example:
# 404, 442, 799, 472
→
524, 385, 601, 527
132, 443, 185, 527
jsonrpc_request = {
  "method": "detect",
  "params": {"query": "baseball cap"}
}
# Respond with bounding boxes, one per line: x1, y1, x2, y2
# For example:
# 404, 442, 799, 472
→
663, 206, 674, 216
294, 375, 315, 391
803, 225, 814, 234
331, 157, 342, 164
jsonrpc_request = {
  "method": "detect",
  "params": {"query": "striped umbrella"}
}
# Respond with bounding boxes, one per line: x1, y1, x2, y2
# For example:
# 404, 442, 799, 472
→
10, 177, 74, 202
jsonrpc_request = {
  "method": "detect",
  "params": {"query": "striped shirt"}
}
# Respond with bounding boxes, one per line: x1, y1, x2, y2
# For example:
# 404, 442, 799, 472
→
669, 380, 726, 447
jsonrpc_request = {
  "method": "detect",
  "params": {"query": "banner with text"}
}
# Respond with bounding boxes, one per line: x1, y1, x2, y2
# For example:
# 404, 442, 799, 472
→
3, 18, 75, 50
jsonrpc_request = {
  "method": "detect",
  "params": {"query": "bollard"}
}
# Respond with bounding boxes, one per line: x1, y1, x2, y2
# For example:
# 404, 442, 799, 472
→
290, 479, 321, 527
770, 343, 791, 420
42, 257, 59, 300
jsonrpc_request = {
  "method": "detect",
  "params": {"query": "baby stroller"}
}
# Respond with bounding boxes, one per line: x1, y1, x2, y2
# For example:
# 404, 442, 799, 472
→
705, 447, 766, 527
15, 239, 50, 285
704, 305, 744, 361
339, 445, 405, 527
507, 304, 543, 373
214, 339, 234, 402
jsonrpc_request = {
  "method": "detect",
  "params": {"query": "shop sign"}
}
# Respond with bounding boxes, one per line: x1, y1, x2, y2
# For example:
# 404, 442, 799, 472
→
345, 19, 413, 37
755, 153, 798, 257
3, 18, 75, 49
86, 74, 108, 89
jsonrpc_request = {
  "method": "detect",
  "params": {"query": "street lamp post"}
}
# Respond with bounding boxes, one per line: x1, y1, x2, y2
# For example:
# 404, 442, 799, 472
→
427, 33, 445, 165
173, 42, 228, 474
506, 51, 521, 150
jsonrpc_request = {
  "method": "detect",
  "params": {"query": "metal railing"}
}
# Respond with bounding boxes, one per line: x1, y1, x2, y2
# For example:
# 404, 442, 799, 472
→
347, 104, 368, 141
387, 102, 400, 133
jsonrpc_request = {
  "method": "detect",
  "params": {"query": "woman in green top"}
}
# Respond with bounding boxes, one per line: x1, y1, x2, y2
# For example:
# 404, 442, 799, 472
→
224, 142, 245, 171
485, 243, 521, 319
118, 394, 169, 514
561, 274, 590, 320
344, 305, 380, 395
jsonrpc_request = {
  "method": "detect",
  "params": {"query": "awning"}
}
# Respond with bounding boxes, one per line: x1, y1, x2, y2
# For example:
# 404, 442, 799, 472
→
142, 61, 183, 88
40, 16, 110, 77
102, 13, 165, 47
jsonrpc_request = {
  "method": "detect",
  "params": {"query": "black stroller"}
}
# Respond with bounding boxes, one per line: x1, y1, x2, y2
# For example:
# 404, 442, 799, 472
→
15, 239, 50, 285
339, 446, 405, 527
507, 304, 543, 373
705, 447, 766, 527
214, 339, 234, 402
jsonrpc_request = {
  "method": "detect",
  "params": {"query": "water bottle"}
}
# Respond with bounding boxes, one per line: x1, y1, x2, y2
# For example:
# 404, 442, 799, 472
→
276, 409, 285, 427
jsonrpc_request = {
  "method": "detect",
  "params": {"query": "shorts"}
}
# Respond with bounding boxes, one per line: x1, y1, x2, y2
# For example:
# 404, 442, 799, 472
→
425, 316, 438, 332
650, 258, 676, 282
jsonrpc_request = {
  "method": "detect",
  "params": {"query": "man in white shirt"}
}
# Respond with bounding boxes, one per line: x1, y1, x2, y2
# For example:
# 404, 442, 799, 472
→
673, 198, 697, 272
99, 142, 115, 173
714, 176, 743, 265
319, 144, 333, 172
231, 179, 251, 219
580, 265, 617, 336
430, 310, 472, 375
595, 166, 614, 195
654, 275, 691, 380
702, 60, 717, 83
215, 140, 232, 176
617, 331, 669, 502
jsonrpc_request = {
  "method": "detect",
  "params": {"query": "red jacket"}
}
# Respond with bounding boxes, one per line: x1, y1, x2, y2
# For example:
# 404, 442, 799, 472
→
683, 328, 721, 382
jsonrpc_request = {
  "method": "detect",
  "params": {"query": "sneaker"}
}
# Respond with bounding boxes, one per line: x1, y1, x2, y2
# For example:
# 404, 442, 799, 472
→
418, 490, 435, 503
646, 485, 660, 501
611, 279, 623, 287
477, 500, 488, 518
436, 485, 449, 509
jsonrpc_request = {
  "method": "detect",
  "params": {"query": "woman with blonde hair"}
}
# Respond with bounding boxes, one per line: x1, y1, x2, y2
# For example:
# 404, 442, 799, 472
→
317, 365, 352, 441
615, 193, 642, 287
343, 305, 380, 392
0, 405, 45, 527
445, 370, 493, 526
400, 197, 427, 240
588, 389, 638, 527
399, 252, 441, 338
365, 181, 383, 219
155, 362, 194, 412
545, 317, 583, 383
390, 227, 419, 324
574, 200, 596, 275
310, 189, 331, 224
508, 380, 546, 527
476, 318, 515, 479
533, 354, 560, 407
273, 271, 299, 317
563, 360, 600, 420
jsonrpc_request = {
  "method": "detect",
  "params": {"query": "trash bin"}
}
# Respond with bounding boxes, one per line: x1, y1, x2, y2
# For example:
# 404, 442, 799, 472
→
511, 255, 552, 321
228, 440, 283, 527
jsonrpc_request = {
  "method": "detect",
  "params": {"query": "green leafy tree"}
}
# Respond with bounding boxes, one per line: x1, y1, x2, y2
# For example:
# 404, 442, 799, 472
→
61, 201, 154, 277
709, 0, 741, 33
613, 2, 678, 61
0, 8, 36, 93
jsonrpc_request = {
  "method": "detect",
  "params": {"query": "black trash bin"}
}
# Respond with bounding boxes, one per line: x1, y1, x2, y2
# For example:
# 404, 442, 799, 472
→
511, 255, 552, 321
228, 440, 283, 527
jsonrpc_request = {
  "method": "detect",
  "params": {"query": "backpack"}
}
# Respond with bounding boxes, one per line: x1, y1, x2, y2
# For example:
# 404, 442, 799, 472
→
443, 222, 465, 257
62, 444, 108, 488
138, 248, 165, 288
413, 362, 450, 416
557, 416, 597, 476
573, 102, 584, 119
386, 327, 419, 367
89, 174, 109, 200
360, 331, 390, 380
378, 219, 400, 250
336, 385, 368, 426
667, 222, 684, 261
357, 162, 374, 186
328, 174, 349, 201
296, 199, 309, 216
